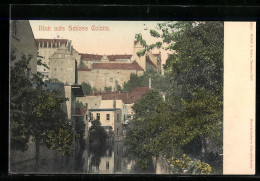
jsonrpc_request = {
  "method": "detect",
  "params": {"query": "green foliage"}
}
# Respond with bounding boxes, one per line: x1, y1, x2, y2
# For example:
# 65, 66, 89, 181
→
49, 78, 63, 83
74, 116, 87, 150
75, 100, 88, 110
136, 49, 146, 57
89, 119, 108, 145
10, 51, 73, 157
104, 86, 112, 92
150, 29, 160, 38
42, 126, 73, 156
117, 84, 123, 92
81, 82, 92, 95
168, 154, 212, 174
125, 90, 164, 169
125, 22, 223, 172
122, 70, 168, 93
37, 59, 49, 69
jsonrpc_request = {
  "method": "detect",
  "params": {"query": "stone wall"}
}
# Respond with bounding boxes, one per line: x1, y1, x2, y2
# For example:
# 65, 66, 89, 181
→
50, 58, 76, 85
78, 69, 144, 91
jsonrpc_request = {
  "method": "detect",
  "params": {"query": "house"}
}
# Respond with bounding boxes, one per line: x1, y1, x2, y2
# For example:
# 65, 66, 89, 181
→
88, 99, 126, 142
10, 20, 38, 78
77, 86, 149, 140
100, 86, 150, 123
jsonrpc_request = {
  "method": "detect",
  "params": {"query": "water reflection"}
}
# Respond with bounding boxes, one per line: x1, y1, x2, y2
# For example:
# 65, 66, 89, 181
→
84, 142, 141, 174
10, 141, 155, 174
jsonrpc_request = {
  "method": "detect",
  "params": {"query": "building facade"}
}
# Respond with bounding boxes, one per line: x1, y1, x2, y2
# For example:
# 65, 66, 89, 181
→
35, 39, 73, 81
35, 38, 161, 91
78, 41, 161, 91
10, 20, 38, 78
49, 44, 79, 85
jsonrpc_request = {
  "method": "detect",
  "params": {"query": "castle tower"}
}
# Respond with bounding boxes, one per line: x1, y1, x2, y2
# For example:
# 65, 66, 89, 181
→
49, 44, 78, 85
133, 40, 146, 71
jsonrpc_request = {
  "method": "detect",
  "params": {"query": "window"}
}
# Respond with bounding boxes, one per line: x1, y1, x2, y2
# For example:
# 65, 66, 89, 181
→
97, 113, 100, 120
106, 162, 109, 170
110, 77, 113, 82
117, 128, 119, 135
44, 68, 46, 71
124, 115, 126, 121
86, 115, 88, 121
54, 68, 57, 71
117, 114, 120, 122
106, 114, 110, 121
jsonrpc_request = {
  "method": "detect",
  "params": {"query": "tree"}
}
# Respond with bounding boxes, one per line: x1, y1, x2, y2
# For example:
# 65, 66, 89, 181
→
75, 100, 88, 110
10, 52, 74, 169
104, 86, 112, 92
123, 70, 167, 92
89, 119, 108, 145
125, 90, 164, 169
125, 22, 223, 172
81, 82, 92, 95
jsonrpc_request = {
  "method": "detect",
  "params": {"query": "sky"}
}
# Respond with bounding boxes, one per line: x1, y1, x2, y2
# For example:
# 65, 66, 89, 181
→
29, 20, 172, 64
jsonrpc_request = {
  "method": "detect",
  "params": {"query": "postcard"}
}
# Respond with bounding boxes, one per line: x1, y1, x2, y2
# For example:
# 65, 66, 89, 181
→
9, 20, 255, 175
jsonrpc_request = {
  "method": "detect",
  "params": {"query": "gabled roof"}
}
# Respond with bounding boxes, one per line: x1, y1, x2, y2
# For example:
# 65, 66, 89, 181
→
79, 53, 132, 61
79, 53, 103, 61
107, 54, 132, 61
101, 86, 149, 104
75, 108, 88, 116
92, 61, 144, 71
49, 44, 74, 59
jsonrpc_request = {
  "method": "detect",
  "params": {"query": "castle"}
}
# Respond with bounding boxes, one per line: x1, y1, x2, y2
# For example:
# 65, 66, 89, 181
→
36, 39, 162, 90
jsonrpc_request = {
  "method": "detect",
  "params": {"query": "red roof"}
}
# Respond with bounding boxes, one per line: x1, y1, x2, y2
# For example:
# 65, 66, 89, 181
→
80, 53, 132, 61
75, 108, 88, 116
101, 86, 149, 104
146, 55, 157, 67
79, 53, 103, 61
107, 54, 132, 61
92, 61, 144, 71
35, 39, 69, 48
78, 68, 91, 71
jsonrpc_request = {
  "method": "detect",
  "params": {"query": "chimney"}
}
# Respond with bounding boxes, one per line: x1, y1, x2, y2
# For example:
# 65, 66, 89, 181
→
149, 77, 151, 89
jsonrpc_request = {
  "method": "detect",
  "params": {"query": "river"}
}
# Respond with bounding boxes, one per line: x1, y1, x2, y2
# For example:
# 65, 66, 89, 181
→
10, 141, 155, 174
